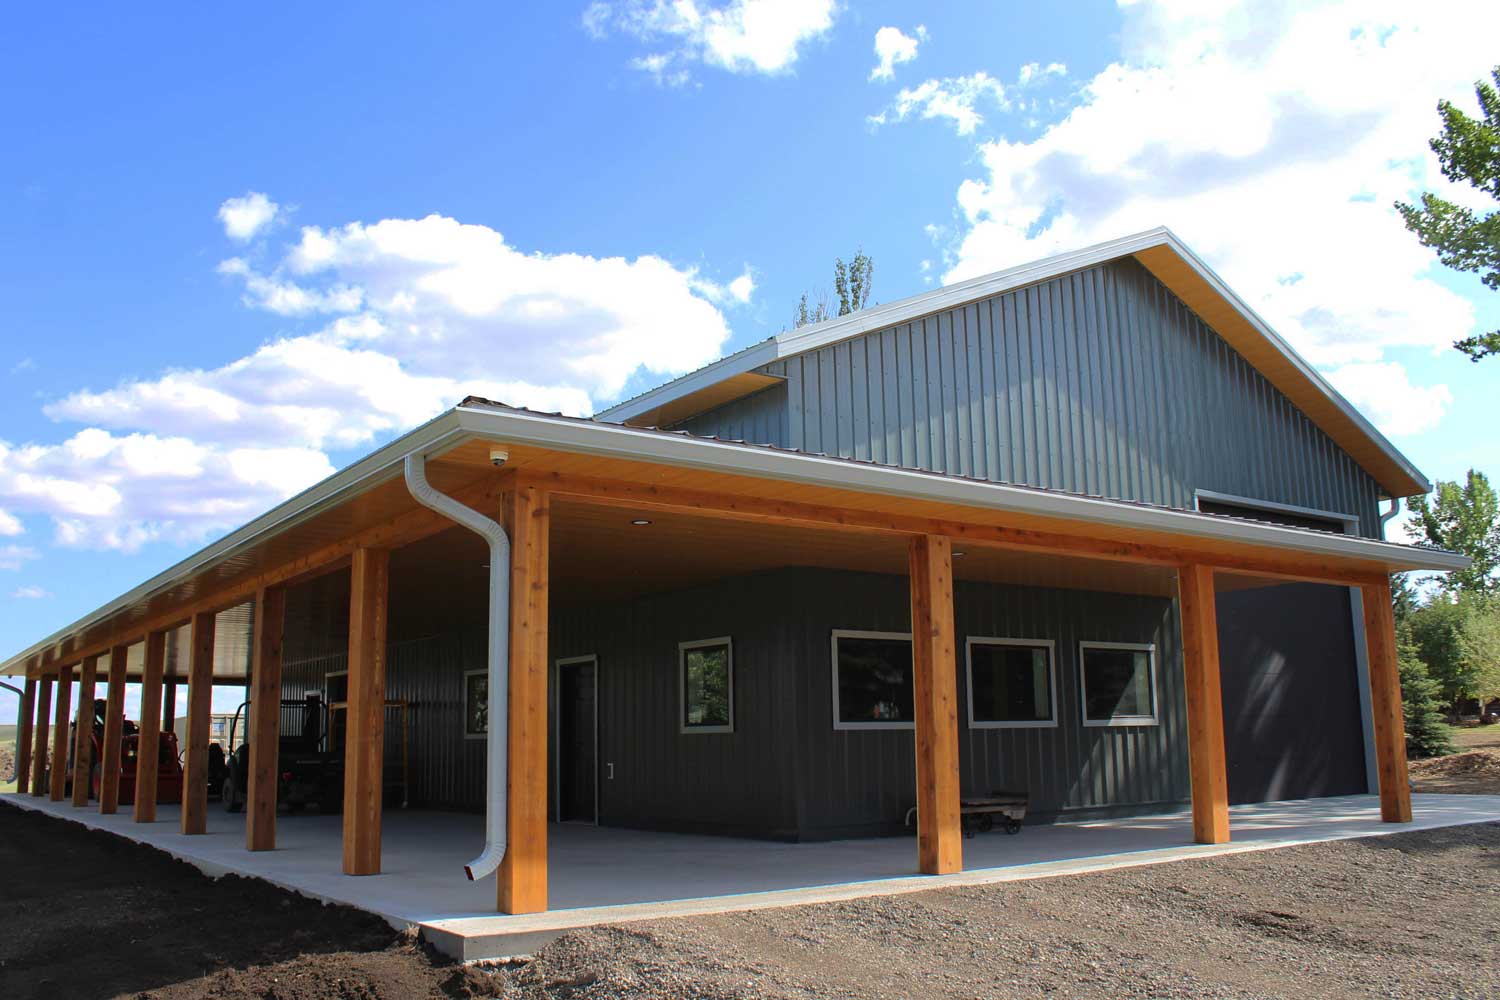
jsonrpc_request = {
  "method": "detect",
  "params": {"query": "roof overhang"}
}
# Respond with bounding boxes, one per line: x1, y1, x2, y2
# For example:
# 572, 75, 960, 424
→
597, 227, 1431, 500
1, 403, 1464, 677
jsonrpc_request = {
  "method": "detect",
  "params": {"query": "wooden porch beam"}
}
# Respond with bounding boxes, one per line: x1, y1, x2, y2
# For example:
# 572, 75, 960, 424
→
247, 585, 286, 851
98, 645, 128, 814
134, 631, 167, 822
909, 533, 963, 875
498, 478, 550, 914
16, 678, 35, 795
71, 656, 98, 807
182, 611, 216, 835
539, 473, 1394, 589
30, 676, 51, 797
49, 665, 72, 801
1360, 578, 1412, 823
343, 547, 390, 876
1178, 565, 1230, 844
21, 475, 503, 674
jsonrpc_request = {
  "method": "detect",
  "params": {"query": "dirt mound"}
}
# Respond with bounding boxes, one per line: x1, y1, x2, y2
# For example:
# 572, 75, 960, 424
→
1409, 748, 1500, 795
0, 741, 15, 781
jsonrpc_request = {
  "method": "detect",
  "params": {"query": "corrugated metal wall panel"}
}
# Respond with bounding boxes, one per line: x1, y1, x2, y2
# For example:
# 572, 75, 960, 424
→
757, 258, 1383, 536
786, 568, 1187, 838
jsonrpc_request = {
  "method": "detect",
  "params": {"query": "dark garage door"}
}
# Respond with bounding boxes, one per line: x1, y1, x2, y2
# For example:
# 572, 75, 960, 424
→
1215, 583, 1369, 805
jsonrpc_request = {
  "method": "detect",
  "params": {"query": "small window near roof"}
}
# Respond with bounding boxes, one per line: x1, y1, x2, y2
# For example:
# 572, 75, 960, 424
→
967, 638, 1057, 728
832, 630, 914, 730
1080, 642, 1157, 726
680, 637, 733, 733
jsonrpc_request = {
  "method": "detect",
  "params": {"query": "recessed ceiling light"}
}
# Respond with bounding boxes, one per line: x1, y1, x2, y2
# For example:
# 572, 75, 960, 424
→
953, 550, 967, 557
631, 518, 652, 526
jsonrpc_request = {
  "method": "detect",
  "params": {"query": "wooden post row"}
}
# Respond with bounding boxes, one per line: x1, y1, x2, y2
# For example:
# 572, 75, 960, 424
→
499, 481, 550, 913
99, 645, 128, 814
1361, 578, 1413, 823
182, 611, 216, 835
133, 631, 167, 822
16, 677, 35, 795
71, 656, 98, 806
1178, 564, 1230, 845
49, 666, 72, 801
909, 533, 963, 876
29, 676, 51, 796
247, 585, 286, 851
343, 547, 390, 876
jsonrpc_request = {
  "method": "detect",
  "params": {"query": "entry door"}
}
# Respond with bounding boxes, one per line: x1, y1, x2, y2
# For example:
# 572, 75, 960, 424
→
556, 656, 598, 824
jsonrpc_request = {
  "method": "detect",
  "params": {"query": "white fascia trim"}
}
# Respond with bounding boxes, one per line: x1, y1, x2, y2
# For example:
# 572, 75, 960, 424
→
454, 404, 1469, 574
0, 410, 468, 675
594, 227, 1429, 496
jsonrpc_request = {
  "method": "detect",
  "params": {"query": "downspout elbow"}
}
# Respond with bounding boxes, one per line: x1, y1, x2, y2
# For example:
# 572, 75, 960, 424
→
403, 452, 510, 882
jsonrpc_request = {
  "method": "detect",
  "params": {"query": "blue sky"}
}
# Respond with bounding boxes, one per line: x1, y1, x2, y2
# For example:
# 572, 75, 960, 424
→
2, 0, 1498, 724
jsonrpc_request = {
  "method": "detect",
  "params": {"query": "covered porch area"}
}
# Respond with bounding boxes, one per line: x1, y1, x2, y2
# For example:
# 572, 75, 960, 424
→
6, 788, 1498, 960
6, 403, 1466, 940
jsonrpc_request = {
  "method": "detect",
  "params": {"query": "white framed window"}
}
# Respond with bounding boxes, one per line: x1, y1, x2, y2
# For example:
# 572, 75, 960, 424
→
679, 637, 733, 733
966, 637, 1058, 729
1079, 641, 1158, 727
463, 668, 489, 739
831, 629, 915, 730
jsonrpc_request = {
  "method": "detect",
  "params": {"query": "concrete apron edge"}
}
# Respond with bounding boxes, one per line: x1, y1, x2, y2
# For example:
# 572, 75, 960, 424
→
424, 799, 1500, 963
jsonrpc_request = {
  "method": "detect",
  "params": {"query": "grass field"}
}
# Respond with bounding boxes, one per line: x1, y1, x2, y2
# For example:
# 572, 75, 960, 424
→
1452, 724, 1500, 751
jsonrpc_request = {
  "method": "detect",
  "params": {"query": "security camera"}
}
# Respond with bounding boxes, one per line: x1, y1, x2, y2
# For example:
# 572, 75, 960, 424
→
489, 447, 509, 468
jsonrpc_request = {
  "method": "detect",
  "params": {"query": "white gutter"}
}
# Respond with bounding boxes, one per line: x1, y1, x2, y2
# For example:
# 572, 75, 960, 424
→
454, 403, 1470, 575
403, 451, 510, 882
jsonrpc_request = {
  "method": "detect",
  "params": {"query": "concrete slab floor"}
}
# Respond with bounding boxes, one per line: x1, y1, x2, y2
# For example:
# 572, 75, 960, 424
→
5, 791, 1499, 962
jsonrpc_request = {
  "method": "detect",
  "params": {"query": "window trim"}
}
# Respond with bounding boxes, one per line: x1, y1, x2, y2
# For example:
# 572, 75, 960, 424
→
678, 636, 734, 734
1079, 641, 1159, 727
831, 628, 916, 732
965, 636, 1059, 730
463, 667, 489, 740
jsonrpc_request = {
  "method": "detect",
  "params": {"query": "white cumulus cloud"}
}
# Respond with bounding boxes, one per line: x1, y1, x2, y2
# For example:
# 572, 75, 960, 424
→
0, 545, 38, 571
869, 72, 1008, 135
589, 0, 837, 82
11, 585, 51, 599
5, 202, 746, 552
932, 0, 1498, 440
1324, 362, 1452, 437
870, 25, 925, 82
217, 192, 280, 242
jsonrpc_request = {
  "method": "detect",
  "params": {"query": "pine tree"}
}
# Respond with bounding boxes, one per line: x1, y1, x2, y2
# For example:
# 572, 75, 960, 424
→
1399, 628, 1457, 759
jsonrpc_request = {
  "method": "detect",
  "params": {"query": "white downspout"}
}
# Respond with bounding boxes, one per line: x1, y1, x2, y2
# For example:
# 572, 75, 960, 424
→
1378, 495, 1402, 541
403, 451, 510, 881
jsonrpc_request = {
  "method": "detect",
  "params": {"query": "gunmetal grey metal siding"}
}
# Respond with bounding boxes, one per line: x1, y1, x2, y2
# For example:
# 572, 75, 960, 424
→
756, 258, 1385, 538
784, 568, 1187, 838
668, 382, 791, 447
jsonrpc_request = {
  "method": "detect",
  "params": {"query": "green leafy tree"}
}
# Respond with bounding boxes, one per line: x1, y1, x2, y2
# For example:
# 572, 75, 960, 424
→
1396, 66, 1500, 361
1398, 627, 1457, 758
1405, 470, 1500, 594
791, 250, 874, 329
1409, 596, 1477, 712
1460, 597, 1500, 715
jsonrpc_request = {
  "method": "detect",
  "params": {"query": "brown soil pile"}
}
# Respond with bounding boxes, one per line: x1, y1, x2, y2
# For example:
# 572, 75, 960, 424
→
0, 741, 15, 781
1409, 747, 1500, 795
4, 800, 1500, 1000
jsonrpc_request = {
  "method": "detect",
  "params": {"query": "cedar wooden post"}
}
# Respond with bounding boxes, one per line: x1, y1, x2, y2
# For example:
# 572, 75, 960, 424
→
134, 631, 167, 821
49, 666, 73, 801
498, 480, 550, 913
247, 585, 286, 851
29, 675, 51, 795
1360, 578, 1412, 823
16, 677, 36, 795
99, 645, 129, 813
1178, 564, 1230, 844
343, 547, 390, 875
182, 611, 216, 835
909, 533, 963, 875
71, 656, 99, 806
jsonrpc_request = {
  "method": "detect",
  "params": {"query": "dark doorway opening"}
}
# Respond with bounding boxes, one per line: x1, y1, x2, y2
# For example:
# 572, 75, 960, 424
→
557, 655, 598, 824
